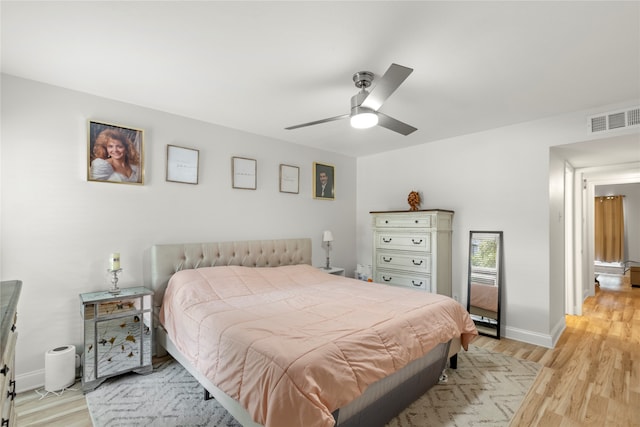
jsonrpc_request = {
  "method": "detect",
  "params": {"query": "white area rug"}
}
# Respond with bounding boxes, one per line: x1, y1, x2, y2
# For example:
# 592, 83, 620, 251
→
86, 345, 540, 427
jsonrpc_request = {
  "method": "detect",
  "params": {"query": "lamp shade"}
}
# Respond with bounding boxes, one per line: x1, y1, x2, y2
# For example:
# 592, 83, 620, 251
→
323, 230, 334, 242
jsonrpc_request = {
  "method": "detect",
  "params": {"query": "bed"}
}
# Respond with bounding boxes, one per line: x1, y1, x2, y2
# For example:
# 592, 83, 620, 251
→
144, 238, 477, 427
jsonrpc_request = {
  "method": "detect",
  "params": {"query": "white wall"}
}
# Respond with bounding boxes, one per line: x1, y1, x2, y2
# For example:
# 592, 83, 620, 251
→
1, 75, 357, 391
356, 101, 640, 347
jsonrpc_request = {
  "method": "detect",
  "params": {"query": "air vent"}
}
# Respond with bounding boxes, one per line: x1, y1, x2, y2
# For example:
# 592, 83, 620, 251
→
588, 107, 640, 133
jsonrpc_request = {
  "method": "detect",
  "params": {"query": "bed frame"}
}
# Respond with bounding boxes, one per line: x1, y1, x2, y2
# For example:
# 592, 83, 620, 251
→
144, 238, 460, 427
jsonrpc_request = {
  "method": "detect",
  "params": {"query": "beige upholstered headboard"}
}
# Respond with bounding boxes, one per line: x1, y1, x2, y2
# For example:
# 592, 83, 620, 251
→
143, 238, 312, 316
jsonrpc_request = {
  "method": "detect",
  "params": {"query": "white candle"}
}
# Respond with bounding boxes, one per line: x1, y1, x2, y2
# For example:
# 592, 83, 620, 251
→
110, 253, 120, 270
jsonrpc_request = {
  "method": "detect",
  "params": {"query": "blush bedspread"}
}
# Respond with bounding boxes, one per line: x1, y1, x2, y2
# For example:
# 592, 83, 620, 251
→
159, 264, 477, 427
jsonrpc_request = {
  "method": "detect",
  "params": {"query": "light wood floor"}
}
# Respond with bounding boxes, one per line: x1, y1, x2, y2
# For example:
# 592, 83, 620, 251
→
15, 273, 639, 426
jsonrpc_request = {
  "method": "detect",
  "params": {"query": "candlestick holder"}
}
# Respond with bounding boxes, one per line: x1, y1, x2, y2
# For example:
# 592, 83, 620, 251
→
107, 268, 123, 294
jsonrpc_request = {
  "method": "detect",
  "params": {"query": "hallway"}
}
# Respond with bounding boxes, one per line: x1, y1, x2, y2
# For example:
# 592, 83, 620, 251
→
476, 271, 638, 426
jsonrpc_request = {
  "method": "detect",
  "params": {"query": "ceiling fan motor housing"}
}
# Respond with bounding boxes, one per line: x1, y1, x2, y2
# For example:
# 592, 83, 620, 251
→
353, 71, 374, 89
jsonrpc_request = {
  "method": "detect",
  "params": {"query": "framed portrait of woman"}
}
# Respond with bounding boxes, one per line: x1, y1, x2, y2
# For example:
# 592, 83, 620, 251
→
87, 120, 144, 185
313, 162, 335, 200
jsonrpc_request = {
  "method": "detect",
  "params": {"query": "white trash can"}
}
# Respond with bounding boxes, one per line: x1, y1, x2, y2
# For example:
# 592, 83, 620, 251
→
44, 345, 76, 392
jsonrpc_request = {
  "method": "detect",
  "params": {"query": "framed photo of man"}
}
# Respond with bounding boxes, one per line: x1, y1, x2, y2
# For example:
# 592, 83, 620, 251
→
313, 162, 335, 200
87, 120, 144, 185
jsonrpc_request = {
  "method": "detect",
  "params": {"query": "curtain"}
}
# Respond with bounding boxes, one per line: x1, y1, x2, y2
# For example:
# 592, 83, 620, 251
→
594, 196, 624, 263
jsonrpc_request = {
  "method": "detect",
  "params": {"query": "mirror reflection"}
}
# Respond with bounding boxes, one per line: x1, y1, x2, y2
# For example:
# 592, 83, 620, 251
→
467, 231, 503, 339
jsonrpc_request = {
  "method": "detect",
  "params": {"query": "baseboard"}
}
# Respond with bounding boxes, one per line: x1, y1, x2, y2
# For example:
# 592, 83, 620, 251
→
15, 368, 44, 394
550, 317, 566, 347
503, 325, 556, 348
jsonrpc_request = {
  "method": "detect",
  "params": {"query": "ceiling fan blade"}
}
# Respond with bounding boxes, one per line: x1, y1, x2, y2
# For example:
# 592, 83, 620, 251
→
285, 114, 349, 130
360, 63, 413, 111
377, 112, 417, 136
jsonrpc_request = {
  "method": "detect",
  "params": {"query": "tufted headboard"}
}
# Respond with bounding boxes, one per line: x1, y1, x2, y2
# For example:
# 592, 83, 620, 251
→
143, 238, 312, 318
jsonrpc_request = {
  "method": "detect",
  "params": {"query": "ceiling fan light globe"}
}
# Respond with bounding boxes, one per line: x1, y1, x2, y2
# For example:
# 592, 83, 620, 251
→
350, 112, 378, 129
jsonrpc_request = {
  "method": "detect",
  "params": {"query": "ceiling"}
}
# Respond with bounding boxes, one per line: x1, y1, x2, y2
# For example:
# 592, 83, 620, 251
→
2, 1, 639, 161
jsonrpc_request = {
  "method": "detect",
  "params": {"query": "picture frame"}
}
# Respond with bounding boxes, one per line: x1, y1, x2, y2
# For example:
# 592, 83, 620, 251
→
232, 156, 257, 190
279, 164, 299, 194
166, 145, 199, 184
313, 162, 335, 200
87, 120, 144, 185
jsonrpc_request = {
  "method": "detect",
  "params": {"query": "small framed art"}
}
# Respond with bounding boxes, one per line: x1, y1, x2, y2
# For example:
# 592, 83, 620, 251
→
279, 164, 299, 194
87, 120, 144, 185
232, 156, 257, 190
313, 162, 335, 200
166, 145, 199, 184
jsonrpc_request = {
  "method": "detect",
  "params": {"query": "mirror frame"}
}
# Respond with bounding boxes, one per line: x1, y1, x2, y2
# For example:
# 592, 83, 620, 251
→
467, 230, 503, 339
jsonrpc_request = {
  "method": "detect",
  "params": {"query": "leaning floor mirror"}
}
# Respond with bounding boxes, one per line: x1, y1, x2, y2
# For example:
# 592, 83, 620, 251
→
467, 231, 503, 339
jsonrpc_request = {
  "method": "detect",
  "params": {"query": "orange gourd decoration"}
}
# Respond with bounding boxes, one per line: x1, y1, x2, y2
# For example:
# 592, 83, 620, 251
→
407, 191, 421, 211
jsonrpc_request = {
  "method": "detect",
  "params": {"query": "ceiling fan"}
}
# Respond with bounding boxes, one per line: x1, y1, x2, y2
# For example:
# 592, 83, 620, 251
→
285, 63, 417, 136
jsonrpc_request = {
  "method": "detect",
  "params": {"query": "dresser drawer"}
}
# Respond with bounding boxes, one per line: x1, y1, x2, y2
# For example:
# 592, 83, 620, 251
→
374, 271, 431, 291
375, 252, 431, 273
373, 214, 433, 228
374, 232, 431, 252
1, 329, 17, 421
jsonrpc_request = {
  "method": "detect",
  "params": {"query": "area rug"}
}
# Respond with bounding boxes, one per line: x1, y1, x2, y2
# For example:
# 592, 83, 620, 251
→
86, 345, 540, 427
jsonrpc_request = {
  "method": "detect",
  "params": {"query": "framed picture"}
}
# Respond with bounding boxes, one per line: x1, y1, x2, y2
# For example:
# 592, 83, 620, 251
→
313, 162, 335, 200
279, 164, 299, 194
87, 120, 144, 185
232, 156, 257, 190
166, 145, 199, 184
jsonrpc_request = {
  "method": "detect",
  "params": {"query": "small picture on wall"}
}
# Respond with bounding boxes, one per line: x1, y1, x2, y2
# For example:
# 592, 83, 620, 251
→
232, 156, 257, 190
279, 164, 299, 194
166, 145, 199, 184
87, 120, 144, 185
313, 162, 335, 200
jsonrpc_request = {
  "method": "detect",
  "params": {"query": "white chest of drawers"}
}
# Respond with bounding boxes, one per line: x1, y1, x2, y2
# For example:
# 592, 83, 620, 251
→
371, 210, 453, 296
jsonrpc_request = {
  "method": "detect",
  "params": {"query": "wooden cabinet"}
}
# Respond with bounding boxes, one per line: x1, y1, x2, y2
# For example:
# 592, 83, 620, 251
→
1, 280, 21, 427
80, 287, 153, 391
371, 210, 453, 296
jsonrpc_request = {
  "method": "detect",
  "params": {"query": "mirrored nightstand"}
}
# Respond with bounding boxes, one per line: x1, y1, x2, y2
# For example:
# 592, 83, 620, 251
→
79, 286, 153, 391
317, 266, 345, 276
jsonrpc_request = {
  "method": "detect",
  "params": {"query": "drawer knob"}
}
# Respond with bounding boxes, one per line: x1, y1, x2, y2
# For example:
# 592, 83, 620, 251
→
412, 260, 423, 265
411, 239, 423, 244
382, 256, 392, 262
382, 238, 392, 243
0, 365, 8, 376
412, 280, 423, 287
382, 276, 392, 282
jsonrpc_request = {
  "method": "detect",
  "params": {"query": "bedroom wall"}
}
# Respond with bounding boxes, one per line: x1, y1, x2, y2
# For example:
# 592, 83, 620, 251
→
356, 100, 640, 347
0, 74, 358, 392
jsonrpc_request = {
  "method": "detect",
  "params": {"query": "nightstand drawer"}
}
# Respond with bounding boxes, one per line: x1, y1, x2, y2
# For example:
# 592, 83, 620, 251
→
374, 232, 431, 252
374, 271, 431, 291
375, 252, 431, 273
83, 298, 140, 320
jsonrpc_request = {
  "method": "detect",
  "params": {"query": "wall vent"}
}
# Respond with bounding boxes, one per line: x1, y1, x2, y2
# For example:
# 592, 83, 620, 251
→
588, 106, 640, 133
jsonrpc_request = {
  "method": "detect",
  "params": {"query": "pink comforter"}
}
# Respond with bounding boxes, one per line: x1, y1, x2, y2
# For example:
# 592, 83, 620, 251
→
160, 264, 477, 427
